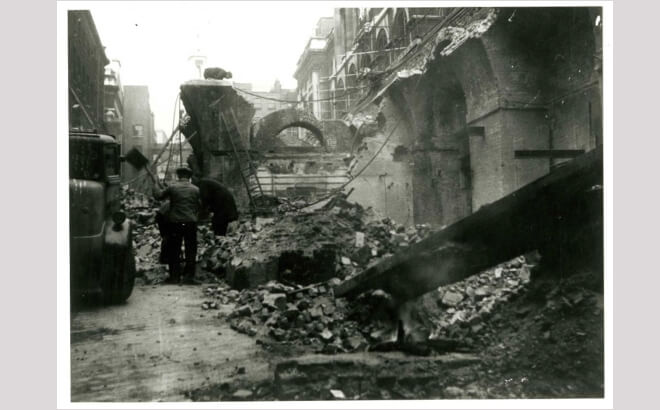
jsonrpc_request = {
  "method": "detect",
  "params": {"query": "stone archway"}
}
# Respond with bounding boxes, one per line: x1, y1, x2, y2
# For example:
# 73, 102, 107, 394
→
399, 60, 473, 227
250, 107, 326, 151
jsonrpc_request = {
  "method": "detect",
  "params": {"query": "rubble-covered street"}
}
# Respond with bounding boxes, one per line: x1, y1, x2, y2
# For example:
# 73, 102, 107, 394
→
71, 187, 603, 401
67, 4, 607, 404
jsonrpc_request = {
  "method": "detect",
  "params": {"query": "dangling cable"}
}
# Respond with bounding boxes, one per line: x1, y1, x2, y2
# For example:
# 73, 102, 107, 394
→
178, 98, 183, 167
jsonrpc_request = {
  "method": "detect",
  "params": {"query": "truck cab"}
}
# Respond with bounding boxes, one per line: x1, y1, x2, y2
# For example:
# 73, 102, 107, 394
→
70, 131, 135, 304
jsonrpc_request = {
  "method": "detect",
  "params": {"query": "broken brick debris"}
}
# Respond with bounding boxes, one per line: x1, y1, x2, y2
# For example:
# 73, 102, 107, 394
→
125, 184, 547, 359
200, 197, 433, 289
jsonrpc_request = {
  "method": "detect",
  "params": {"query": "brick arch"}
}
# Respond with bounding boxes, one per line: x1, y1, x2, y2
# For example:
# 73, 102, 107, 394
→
250, 107, 326, 151
443, 38, 500, 124
448, 8, 600, 121
398, 36, 497, 225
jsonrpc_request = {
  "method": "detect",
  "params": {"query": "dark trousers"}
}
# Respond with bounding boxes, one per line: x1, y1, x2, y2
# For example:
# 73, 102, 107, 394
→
155, 213, 172, 264
167, 222, 198, 279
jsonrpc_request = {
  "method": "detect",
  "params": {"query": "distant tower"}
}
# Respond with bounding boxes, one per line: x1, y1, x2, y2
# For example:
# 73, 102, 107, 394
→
187, 33, 207, 79
271, 79, 282, 93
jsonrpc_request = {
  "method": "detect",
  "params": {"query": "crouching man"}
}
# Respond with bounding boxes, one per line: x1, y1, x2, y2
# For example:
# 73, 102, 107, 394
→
151, 166, 201, 284
197, 177, 239, 236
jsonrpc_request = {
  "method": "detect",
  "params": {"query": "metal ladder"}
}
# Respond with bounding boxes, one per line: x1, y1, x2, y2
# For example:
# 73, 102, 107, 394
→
219, 107, 265, 215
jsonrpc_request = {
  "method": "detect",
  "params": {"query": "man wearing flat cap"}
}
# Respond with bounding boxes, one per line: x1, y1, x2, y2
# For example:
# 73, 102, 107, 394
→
152, 166, 201, 284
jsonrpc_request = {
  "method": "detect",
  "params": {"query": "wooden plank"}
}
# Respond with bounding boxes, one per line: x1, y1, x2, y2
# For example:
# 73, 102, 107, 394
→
335, 146, 603, 300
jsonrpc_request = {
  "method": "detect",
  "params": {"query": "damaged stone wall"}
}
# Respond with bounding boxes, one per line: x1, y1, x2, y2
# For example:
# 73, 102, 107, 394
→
346, 7, 602, 224
463, 7, 601, 209
540, 7, 603, 164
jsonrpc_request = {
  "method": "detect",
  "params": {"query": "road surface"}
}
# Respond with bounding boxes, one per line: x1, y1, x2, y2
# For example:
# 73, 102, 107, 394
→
70, 284, 270, 402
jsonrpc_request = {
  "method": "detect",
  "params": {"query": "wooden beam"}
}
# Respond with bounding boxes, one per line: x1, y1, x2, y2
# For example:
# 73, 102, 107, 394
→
515, 149, 585, 159
335, 146, 603, 301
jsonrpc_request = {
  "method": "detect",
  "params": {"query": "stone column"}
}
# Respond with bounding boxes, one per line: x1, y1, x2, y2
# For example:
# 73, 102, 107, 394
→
179, 80, 256, 211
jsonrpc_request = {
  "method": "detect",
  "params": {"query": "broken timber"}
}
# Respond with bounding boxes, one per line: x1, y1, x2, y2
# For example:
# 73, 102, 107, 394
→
335, 146, 603, 301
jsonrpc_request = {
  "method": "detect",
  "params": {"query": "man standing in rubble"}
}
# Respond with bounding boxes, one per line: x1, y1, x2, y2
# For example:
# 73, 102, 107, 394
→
151, 166, 201, 284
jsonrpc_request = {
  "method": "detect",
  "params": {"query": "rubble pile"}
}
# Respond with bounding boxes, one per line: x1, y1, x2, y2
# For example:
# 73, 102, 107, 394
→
121, 187, 162, 282
123, 184, 433, 288
274, 197, 311, 213
201, 255, 535, 355
415, 257, 534, 344
121, 186, 157, 224
204, 279, 403, 354
199, 198, 434, 288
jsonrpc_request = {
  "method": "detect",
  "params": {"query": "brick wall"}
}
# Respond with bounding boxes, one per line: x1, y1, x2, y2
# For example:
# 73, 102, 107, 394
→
348, 96, 415, 226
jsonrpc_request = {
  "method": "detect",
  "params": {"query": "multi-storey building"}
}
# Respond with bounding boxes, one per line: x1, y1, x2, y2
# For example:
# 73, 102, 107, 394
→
68, 10, 109, 132
121, 86, 157, 188
103, 59, 123, 139
293, 17, 335, 120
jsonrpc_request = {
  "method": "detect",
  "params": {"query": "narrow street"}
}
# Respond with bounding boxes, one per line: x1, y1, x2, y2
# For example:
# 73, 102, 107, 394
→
70, 284, 269, 402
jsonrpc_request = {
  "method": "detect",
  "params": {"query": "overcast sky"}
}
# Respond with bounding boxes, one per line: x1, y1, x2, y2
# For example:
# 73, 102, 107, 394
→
86, 1, 335, 136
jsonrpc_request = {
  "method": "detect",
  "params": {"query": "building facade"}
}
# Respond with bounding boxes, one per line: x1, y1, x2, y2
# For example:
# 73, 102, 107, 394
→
121, 86, 157, 187
68, 10, 109, 132
294, 7, 603, 227
293, 17, 335, 121
103, 59, 123, 139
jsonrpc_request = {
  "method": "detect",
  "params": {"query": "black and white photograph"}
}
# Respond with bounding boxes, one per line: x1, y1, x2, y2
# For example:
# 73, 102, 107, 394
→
60, 0, 611, 405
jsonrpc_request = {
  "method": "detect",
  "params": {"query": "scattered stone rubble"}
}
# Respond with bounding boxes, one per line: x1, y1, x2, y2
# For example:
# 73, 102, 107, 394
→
202, 255, 533, 355
123, 186, 604, 399
123, 186, 534, 355
206, 279, 369, 353
414, 257, 533, 344
121, 187, 164, 283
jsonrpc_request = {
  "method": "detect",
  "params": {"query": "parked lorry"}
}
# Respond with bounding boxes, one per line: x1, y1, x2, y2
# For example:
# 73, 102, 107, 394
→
69, 131, 136, 304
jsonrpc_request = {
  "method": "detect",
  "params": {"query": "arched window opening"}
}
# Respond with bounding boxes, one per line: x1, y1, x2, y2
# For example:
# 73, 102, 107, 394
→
346, 64, 357, 109
391, 10, 408, 49
334, 79, 347, 118
274, 126, 323, 150
373, 29, 390, 71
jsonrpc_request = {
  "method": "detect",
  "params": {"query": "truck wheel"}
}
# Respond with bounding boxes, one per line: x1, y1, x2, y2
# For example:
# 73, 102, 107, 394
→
102, 243, 136, 304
